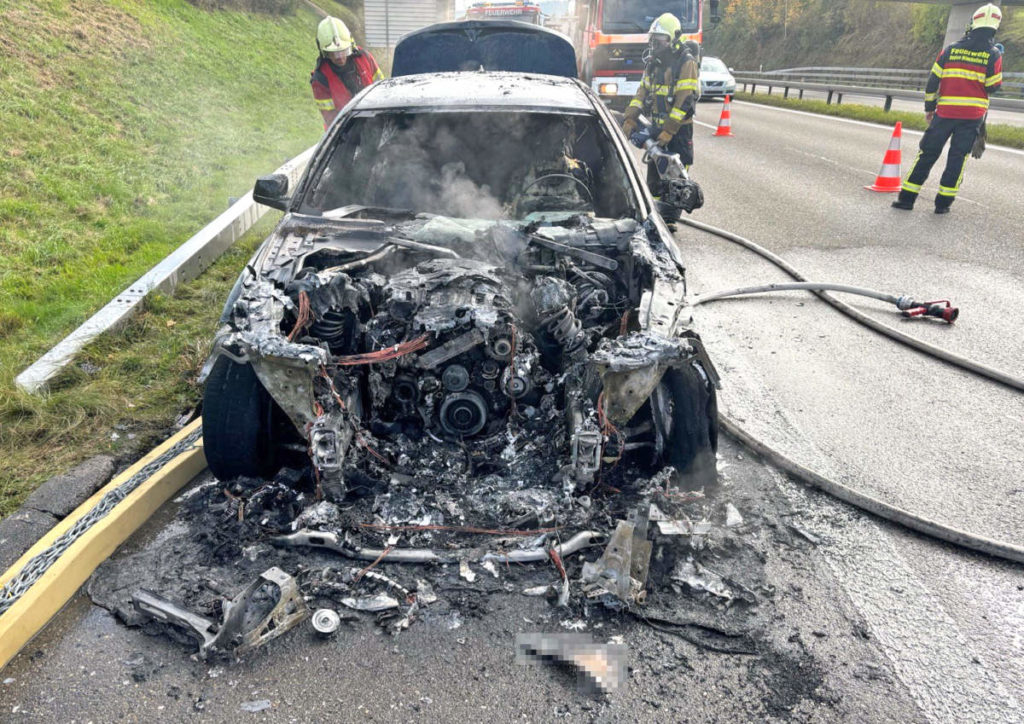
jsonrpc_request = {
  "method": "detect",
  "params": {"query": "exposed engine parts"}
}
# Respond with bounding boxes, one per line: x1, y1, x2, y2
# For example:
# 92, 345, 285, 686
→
204, 212, 718, 501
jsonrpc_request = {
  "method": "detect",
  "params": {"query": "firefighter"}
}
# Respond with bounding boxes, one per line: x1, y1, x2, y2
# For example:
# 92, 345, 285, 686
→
892, 3, 1002, 214
620, 14, 700, 202
311, 17, 384, 129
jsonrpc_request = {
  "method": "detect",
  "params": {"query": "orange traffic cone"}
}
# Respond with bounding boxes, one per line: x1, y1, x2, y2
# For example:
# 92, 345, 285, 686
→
713, 95, 734, 136
865, 122, 903, 192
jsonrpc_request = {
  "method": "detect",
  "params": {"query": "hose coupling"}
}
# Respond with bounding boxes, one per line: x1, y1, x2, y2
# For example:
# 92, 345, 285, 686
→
901, 299, 959, 324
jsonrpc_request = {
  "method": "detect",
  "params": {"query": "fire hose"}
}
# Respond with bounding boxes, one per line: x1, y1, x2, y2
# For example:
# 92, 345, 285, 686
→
679, 216, 1024, 565
681, 217, 1024, 393
691, 282, 958, 323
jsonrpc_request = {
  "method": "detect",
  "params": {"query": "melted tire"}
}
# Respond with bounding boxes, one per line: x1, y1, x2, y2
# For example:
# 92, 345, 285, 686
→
202, 357, 279, 481
661, 363, 719, 487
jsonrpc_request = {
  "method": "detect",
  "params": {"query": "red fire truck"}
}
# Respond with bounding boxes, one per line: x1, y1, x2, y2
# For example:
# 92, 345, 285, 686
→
465, 2, 544, 26
571, 0, 719, 108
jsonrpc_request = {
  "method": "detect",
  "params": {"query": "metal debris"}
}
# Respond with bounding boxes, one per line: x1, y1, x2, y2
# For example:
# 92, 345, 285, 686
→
656, 519, 713, 537
459, 560, 478, 583
311, 608, 342, 637
414, 580, 437, 605
725, 503, 744, 528
340, 594, 400, 612
581, 506, 652, 603
523, 585, 554, 597
132, 567, 308, 659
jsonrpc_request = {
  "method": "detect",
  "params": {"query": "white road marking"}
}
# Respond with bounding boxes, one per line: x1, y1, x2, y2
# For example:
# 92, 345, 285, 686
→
732, 100, 1024, 158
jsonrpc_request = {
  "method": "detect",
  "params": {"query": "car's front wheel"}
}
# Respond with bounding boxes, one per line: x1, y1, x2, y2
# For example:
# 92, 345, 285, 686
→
659, 363, 719, 488
202, 357, 280, 482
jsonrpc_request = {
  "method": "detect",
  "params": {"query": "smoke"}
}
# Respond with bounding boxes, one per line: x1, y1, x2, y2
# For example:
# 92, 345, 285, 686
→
314, 111, 603, 220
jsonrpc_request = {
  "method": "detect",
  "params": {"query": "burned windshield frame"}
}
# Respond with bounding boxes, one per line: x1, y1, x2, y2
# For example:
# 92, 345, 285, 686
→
297, 109, 640, 222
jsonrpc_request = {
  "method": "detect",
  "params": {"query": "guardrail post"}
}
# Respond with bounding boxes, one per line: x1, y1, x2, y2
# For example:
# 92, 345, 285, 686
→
884, 95, 893, 112
768, 85, 773, 95
784, 86, 790, 99
751, 83, 756, 94
826, 90, 833, 104
837, 93, 843, 105
799, 89, 804, 100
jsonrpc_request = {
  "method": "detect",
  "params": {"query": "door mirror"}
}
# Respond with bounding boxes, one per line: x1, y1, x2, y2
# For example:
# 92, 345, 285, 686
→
253, 173, 290, 211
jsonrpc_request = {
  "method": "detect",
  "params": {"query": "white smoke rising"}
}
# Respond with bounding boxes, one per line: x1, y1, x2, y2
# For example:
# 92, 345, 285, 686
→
313, 111, 601, 221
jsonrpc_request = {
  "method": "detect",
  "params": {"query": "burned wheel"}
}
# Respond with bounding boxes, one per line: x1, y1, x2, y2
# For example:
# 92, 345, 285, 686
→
202, 357, 279, 482
658, 363, 718, 486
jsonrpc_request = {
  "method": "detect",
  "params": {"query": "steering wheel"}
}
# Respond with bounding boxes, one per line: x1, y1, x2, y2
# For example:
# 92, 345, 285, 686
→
517, 173, 594, 207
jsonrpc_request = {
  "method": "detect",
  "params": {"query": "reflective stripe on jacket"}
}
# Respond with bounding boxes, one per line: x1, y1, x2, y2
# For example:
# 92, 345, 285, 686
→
311, 49, 384, 128
925, 36, 1002, 120
624, 52, 700, 138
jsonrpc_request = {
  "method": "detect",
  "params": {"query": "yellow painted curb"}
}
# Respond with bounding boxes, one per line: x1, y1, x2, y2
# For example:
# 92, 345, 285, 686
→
0, 419, 207, 670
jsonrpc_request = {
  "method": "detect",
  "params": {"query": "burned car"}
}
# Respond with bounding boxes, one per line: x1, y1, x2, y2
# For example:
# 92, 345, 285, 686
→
201, 22, 718, 504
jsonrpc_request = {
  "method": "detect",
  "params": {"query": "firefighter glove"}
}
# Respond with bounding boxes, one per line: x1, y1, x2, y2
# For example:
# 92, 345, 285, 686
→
971, 121, 987, 159
657, 130, 674, 146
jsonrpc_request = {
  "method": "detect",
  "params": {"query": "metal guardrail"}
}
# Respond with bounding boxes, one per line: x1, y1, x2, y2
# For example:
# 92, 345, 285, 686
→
15, 146, 317, 394
734, 66, 1024, 113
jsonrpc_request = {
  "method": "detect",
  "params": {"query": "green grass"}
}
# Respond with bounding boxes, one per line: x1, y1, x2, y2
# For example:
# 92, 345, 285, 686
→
0, 0, 332, 514
733, 91, 1024, 150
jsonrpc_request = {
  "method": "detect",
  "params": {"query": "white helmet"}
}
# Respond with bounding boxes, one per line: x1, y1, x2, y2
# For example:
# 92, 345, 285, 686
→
317, 16, 354, 54
971, 4, 1002, 30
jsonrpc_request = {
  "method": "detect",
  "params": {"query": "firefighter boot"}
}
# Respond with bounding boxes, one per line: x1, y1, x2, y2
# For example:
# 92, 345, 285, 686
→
934, 194, 953, 214
891, 190, 917, 211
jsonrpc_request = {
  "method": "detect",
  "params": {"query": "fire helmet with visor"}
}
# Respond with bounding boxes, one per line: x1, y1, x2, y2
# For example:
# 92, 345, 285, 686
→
970, 4, 1002, 30
317, 16, 354, 57
646, 13, 682, 63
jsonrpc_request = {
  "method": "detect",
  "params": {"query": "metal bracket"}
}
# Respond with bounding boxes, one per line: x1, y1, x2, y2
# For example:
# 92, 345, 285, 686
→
131, 566, 308, 659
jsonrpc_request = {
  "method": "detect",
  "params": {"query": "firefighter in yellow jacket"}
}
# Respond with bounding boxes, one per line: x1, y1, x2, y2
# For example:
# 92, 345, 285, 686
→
621, 13, 700, 199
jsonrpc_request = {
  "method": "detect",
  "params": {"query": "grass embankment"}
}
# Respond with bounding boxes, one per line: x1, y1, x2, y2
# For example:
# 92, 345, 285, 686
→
733, 91, 1024, 150
0, 0, 332, 515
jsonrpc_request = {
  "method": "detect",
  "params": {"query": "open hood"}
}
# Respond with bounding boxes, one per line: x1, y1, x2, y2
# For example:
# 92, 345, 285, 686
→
391, 20, 577, 79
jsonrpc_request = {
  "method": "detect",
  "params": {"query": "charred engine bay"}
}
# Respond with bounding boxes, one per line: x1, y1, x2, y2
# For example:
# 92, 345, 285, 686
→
204, 211, 717, 502
83, 214, 900, 713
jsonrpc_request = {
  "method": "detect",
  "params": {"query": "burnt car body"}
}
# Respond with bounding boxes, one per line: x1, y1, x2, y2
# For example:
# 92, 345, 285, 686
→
201, 23, 718, 501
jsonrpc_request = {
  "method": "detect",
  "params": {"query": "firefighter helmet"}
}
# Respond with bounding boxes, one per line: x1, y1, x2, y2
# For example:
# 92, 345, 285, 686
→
317, 17, 354, 54
970, 4, 1002, 30
648, 13, 682, 39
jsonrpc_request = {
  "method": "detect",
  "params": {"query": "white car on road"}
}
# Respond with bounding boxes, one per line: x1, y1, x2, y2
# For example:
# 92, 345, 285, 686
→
700, 56, 736, 99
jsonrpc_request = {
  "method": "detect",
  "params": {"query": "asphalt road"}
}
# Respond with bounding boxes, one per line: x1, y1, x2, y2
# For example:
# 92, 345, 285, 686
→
1, 103, 1022, 723
684, 99, 1024, 721
741, 87, 1024, 127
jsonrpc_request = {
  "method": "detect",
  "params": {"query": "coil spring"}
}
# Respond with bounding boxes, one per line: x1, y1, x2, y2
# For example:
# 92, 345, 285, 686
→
572, 272, 613, 321
310, 309, 352, 351
542, 305, 586, 358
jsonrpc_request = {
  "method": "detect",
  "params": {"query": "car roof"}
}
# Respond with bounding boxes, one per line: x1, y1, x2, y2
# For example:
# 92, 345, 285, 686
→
353, 72, 595, 113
